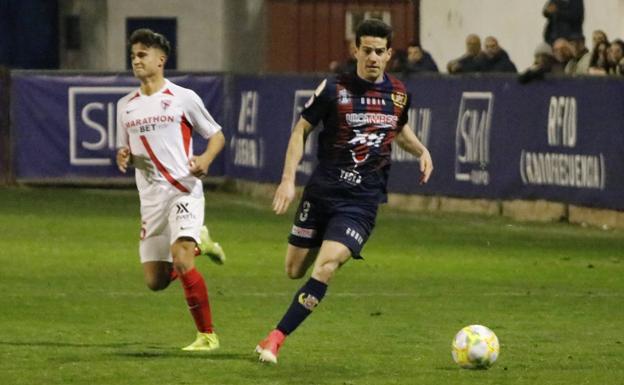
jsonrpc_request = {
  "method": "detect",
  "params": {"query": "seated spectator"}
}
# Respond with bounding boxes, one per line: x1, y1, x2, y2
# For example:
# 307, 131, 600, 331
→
387, 48, 407, 74
518, 42, 557, 83
606, 39, 624, 75
591, 30, 608, 50
329, 39, 357, 74
564, 33, 591, 75
588, 40, 609, 75
552, 38, 574, 74
403, 41, 439, 75
482, 36, 517, 72
447, 34, 486, 73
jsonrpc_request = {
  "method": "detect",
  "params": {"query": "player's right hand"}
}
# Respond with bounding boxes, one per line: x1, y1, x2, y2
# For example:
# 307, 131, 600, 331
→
116, 147, 131, 173
272, 180, 296, 215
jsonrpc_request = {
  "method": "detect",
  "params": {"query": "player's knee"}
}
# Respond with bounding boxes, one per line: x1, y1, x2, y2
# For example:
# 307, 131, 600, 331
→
145, 277, 169, 291
285, 265, 306, 279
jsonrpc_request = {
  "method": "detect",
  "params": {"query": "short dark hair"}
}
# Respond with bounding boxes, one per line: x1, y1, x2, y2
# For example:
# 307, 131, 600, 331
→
128, 28, 171, 56
355, 19, 393, 48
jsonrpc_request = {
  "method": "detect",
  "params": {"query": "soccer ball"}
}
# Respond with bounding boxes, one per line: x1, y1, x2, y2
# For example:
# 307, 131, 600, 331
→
451, 324, 500, 369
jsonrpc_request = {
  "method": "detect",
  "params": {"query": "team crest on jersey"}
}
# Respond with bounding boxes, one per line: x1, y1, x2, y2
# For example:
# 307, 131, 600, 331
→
391, 92, 407, 108
161, 99, 172, 110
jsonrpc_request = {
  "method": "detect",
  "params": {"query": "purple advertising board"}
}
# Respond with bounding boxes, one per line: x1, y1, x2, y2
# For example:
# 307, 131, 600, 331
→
388, 76, 624, 210
11, 73, 225, 180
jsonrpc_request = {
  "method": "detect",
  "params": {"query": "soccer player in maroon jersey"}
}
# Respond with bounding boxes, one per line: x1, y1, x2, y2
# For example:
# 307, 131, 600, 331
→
255, 19, 433, 363
116, 29, 225, 351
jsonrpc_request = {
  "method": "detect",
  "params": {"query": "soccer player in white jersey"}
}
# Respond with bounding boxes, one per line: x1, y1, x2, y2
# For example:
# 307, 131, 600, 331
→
116, 29, 225, 351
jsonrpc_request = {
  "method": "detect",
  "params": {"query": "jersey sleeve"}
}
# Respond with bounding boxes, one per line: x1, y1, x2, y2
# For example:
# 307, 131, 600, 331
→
301, 78, 332, 126
184, 91, 222, 139
397, 93, 412, 131
115, 96, 129, 149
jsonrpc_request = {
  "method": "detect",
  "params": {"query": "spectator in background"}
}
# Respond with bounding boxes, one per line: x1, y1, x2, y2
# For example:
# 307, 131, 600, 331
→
542, 0, 584, 45
387, 48, 407, 73
606, 40, 624, 75
482, 36, 517, 73
447, 34, 486, 74
564, 33, 591, 75
591, 30, 608, 50
588, 40, 609, 75
329, 39, 357, 74
403, 41, 439, 75
518, 42, 557, 83
552, 38, 574, 74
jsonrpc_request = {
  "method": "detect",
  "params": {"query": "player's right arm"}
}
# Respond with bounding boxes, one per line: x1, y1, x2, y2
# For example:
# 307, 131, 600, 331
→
115, 96, 131, 173
272, 117, 315, 215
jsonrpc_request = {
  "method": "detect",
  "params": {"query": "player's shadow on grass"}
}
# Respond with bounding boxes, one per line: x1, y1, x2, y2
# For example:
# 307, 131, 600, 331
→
0, 340, 141, 348
115, 350, 250, 361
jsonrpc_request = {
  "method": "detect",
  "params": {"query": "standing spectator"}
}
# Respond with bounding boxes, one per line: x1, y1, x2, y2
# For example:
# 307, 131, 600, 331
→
564, 33, 591, 75
551, 38, 574, 74
447, 34, 486, 74
482, 36, 517, 73
403, 41, 439, 75
543, 0, 584, 45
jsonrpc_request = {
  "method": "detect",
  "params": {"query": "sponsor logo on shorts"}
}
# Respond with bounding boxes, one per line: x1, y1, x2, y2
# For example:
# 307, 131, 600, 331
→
298, 293, 319, 310
346, 227, 364, 245
291, 225, 316, 239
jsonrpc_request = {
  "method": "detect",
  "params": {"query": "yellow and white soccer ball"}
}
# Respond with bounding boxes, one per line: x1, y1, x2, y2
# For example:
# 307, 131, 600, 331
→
451, 324, 500, 369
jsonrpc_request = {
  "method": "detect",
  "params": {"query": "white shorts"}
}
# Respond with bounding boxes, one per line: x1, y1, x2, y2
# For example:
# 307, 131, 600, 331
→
139, 194, 205, 263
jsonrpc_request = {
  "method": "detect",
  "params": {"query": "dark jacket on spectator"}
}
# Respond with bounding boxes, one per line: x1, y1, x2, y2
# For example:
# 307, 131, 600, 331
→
543, 0, 584, 45
404, 51, 439, 74
483, 50, 517, 73
452, 53, 487, 73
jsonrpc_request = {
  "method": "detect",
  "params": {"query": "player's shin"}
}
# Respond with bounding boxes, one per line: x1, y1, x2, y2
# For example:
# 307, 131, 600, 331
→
276, 277, 327, 335
180, 268, 214, 333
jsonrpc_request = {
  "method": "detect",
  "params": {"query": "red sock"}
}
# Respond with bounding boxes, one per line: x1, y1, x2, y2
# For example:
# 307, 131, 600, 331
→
180, 268, 213, 333
170, 269, 178, 281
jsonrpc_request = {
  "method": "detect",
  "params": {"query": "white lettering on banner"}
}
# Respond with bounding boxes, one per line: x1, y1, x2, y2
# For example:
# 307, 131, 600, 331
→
547, 96, 576, 147
232, 91, 262, 168
292, 89, 318, 176
238, 91, 258, 134
520, 96, 606, 190
392, 107, 431, 162
68, 86, 136, 166
520, 151, 604, 189
454, 92, 493, 185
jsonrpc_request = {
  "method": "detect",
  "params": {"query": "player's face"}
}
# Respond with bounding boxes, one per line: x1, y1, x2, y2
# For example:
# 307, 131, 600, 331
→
130, 43, 166, 80
355, 36, 392, 83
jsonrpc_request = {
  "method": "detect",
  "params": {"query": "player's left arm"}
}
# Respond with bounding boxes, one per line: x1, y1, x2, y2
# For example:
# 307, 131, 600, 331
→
395, 124, 433, 184
185, 90, 226, 177
190, 131, 225, 177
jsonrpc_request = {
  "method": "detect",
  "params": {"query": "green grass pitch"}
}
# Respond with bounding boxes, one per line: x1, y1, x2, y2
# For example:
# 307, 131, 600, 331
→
1, 187, 623, 385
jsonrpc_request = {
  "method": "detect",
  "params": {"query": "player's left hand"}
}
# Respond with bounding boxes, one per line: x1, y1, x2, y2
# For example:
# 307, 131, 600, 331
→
419, 149, 433, 184
189, 156, 210, 177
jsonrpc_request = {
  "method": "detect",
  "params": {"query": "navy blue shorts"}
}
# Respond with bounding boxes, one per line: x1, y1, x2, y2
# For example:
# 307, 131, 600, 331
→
288, 194, 378, 259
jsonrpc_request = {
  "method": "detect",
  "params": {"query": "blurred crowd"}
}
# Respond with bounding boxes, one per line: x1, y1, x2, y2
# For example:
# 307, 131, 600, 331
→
331, 1, 621, 83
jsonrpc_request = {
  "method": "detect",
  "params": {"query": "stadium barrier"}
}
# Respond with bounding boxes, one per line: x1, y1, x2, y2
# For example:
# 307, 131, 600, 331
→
4, 71, 624, 225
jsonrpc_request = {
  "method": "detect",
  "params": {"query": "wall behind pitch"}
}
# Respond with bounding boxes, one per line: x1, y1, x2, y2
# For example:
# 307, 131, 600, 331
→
421, 0, 624, 73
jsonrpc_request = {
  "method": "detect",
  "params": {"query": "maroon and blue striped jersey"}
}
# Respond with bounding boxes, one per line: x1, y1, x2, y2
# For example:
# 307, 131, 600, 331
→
301, 72, 410, 203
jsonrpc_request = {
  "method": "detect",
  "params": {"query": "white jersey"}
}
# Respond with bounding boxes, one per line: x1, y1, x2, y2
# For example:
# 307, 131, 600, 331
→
116, 79, 221, 203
